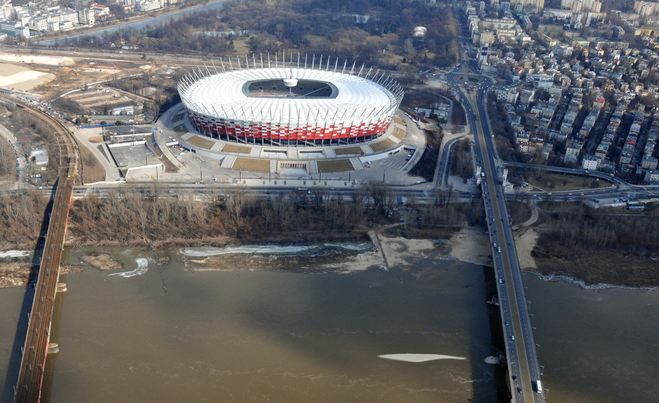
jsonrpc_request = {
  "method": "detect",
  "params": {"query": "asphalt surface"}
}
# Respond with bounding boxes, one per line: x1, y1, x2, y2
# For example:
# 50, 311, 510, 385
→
447, 63, 545, 401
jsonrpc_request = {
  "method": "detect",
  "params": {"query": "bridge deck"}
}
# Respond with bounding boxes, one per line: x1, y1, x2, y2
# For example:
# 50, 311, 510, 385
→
9, 99, 79, 403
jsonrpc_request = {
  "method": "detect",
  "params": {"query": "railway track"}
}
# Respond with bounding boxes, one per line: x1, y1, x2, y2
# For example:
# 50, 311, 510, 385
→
8, 98, 79, 403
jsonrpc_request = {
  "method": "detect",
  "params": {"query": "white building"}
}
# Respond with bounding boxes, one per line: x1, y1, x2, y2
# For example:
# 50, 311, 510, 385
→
78, 7, 95, 26
582, 155, 599, 170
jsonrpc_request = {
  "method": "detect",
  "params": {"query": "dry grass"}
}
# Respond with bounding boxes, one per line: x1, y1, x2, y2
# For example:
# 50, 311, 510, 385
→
317, 159, 354, 172
186, 135, 215, 150
523, 171, 612, 191
370, 138, 397, 152
222, 143, 252, 154
233, 158, 270, 172
334, 146, 364, 156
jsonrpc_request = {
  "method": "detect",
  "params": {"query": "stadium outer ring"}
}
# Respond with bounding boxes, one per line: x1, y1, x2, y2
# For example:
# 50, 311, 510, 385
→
177, 55, 404, 146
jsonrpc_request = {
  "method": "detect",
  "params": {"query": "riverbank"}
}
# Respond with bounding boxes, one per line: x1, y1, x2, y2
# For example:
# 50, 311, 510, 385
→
0, 225, 468, 287
2, 221, 656, 287
532, 242, 658, 288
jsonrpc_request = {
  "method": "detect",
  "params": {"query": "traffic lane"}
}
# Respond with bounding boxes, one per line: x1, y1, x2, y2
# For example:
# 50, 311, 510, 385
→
470, 90, 537, 401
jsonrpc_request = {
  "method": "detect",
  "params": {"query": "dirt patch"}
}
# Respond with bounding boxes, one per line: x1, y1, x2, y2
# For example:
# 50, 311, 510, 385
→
79, 142, 105, 183
0, 63, 56, 91
89, 135, 104, 143
81, 254, 123, 271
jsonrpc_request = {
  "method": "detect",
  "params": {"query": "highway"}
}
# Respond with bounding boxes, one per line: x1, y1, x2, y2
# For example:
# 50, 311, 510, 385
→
448, 62, 545, 401
11, 101, 79, 403
1, 179, 656, 206
445, 4, 546, 394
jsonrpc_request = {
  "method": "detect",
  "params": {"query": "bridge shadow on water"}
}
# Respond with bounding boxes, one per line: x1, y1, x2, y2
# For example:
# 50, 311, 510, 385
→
1, 186, 56, 402
478, 265, 513, 403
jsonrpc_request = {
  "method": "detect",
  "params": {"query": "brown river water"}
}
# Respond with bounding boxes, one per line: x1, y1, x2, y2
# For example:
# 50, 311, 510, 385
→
0, 241, 657, 402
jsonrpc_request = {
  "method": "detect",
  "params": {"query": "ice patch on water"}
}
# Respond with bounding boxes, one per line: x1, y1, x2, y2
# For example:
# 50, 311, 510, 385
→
484, 355, 501, 365
532, 272, 657, 291
182, 245, 313, 257
378, 353, 467, 363
182, 242, 373, 258
323, 242, 373, 252
0, 250, 31, 259
109, 257, 149, 278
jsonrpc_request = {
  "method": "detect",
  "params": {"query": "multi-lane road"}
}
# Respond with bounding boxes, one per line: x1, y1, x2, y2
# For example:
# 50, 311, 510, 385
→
447, 58, 545, 402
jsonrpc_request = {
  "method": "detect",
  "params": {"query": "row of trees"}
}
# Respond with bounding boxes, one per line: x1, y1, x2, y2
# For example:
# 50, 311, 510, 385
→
66, 187, 480, 245
451, 138, 474, 182
0, 136, 15, 178
3, 106, 60, 184
0, 192, 48, 248
538, 204, 658, 254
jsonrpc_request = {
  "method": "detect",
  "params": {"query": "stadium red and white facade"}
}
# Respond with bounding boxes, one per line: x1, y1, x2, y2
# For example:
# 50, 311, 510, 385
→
178, 55, 404, 146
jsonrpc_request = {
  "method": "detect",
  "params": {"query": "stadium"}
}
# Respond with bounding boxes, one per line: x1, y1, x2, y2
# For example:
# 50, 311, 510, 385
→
177, 55, 404, 146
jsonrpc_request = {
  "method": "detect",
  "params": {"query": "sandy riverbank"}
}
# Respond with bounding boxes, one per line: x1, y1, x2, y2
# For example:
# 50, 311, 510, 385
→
515, 228, 538, 270
448, 227, 490, 266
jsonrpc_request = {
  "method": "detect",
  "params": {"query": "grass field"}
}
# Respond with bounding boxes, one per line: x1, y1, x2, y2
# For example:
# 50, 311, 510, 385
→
334, 146, 364, 156
233, 158, 270, 172
520, 170, 612, 191
317, 159, 354, 172
370, 138, 397, 153
222, 144, 252, 154
186, 135, 215, 150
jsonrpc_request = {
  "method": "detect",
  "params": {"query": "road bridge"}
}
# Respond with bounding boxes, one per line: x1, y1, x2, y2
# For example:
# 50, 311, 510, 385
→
448, 69, 545, 402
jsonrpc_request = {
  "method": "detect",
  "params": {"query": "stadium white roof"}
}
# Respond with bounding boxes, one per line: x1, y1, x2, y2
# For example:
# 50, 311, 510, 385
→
179, 67, 402, 126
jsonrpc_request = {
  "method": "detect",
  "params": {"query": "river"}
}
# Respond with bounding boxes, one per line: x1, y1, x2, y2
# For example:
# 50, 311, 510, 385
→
36, 0, 229, 46
0, 241, 657, 402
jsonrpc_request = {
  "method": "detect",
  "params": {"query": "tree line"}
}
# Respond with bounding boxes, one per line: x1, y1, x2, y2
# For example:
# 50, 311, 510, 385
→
538, 203, 658, 255
66, 187, 481, 245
